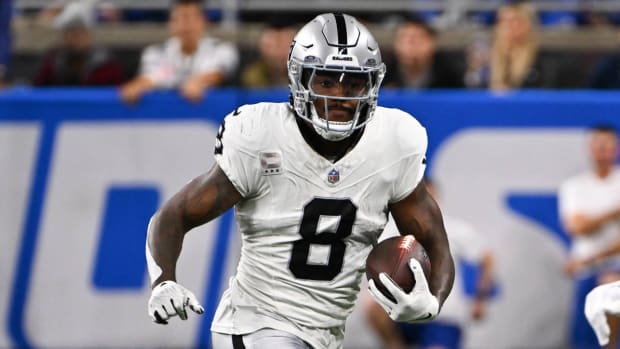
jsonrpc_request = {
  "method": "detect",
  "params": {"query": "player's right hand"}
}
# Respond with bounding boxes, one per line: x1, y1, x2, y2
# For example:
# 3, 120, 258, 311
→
148, 281, 204, 325
585, 280, 620, 346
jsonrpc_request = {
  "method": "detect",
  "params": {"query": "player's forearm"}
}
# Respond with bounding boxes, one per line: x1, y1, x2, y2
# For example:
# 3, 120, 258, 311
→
390, 183, 455, 306
146, 165, 242, 288
412, 189, 454, 306
425, 236, 455, 307
407, 212, 454, 305
146, 207, 186, 288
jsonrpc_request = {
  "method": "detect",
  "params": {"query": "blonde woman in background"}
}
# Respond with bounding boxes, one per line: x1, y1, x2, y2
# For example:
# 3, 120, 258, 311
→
490, 2, 541, 91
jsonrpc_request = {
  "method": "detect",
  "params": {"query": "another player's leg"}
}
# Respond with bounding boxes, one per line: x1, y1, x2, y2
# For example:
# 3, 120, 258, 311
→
212, 329, 313, 349
598, 271, 620, 349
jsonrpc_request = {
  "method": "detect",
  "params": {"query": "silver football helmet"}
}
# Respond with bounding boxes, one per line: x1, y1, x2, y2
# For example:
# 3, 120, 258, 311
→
288, 13, 386, 141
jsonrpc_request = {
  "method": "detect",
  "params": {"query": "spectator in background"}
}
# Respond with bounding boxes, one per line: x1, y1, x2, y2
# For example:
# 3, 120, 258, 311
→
559, 125, 620, 349
120, 0, 238, 103
366, 178, 494, 349
33, 1, 124, 86
0, 0, 11, 87
383, 15, 463, 89
488, 1, 580, 90
37, 0, 124, 25
589, 28, 620, 89
35, 0, 74, 26
489, 2, 541, 90
463, 34, 491, 89
240, 17, 297, 88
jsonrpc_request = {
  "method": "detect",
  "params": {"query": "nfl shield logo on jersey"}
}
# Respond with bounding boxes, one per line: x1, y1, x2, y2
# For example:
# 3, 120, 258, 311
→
327, 168, 340, 184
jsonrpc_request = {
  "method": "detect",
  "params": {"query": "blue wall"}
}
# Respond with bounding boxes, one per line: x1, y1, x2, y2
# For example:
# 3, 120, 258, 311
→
3, 87, 620, 170
2, 88, 620, 348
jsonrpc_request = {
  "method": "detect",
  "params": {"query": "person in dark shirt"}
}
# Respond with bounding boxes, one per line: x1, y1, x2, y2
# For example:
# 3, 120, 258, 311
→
489, 2, 542, 91
0, 0, 11, 87
240, 17, 297, 88
590, 29, 620, 89
33, 2, 123, 86
383, 15, 463, 89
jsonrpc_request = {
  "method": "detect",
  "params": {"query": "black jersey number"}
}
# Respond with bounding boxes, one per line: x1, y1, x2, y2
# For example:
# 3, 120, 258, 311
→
289, 198, 357, 281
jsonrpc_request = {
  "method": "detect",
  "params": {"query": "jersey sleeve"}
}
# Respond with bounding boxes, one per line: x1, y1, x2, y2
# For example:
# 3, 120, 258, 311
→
214, 106, 263, 198
389, 114, 428, 203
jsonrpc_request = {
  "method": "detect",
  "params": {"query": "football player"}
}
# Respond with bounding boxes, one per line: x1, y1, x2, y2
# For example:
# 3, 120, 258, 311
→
585, 280, 620, 347
146, 13, 455, 349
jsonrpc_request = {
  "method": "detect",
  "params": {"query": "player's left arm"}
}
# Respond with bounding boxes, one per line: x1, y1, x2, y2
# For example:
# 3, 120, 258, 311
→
389, 181, 455, 307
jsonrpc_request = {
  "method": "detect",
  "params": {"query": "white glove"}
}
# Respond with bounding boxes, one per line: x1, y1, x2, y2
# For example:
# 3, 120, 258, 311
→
368, 258, 439, 323
585, 280, 620, 346
148, 281, 204, 324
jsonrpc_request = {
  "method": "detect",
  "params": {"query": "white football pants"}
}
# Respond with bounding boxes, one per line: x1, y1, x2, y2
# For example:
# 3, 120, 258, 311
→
212, 329, 313, 349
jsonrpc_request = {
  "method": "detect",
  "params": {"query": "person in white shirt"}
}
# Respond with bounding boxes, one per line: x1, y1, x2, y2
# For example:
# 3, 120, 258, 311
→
120, 0, 238, 103
559, 124, 620, 349
365, 178, 494, 349
144, 13, 455, 349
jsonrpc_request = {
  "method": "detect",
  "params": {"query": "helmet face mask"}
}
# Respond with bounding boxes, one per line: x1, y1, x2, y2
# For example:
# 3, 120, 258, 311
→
288, 13, 386, 141
308, 70, 372, 99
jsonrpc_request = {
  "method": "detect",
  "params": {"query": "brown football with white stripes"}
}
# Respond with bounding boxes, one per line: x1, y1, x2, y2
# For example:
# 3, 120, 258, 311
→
365, 235, 431, 303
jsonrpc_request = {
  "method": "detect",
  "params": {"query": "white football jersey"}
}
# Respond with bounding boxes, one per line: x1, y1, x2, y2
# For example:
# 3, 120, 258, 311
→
211, 102, 427, 349
139, 37, 238, 88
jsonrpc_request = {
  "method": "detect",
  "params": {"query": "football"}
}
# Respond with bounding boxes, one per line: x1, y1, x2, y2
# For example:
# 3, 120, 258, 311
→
366, 235, 431, 303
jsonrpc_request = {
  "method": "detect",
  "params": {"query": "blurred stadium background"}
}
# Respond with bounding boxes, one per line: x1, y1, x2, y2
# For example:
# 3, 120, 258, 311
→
2, 0, 620, 348
7, 0, 620, 84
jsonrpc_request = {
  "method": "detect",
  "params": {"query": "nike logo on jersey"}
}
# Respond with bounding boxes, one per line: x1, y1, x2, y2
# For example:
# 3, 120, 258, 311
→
419, 313, 433, 320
